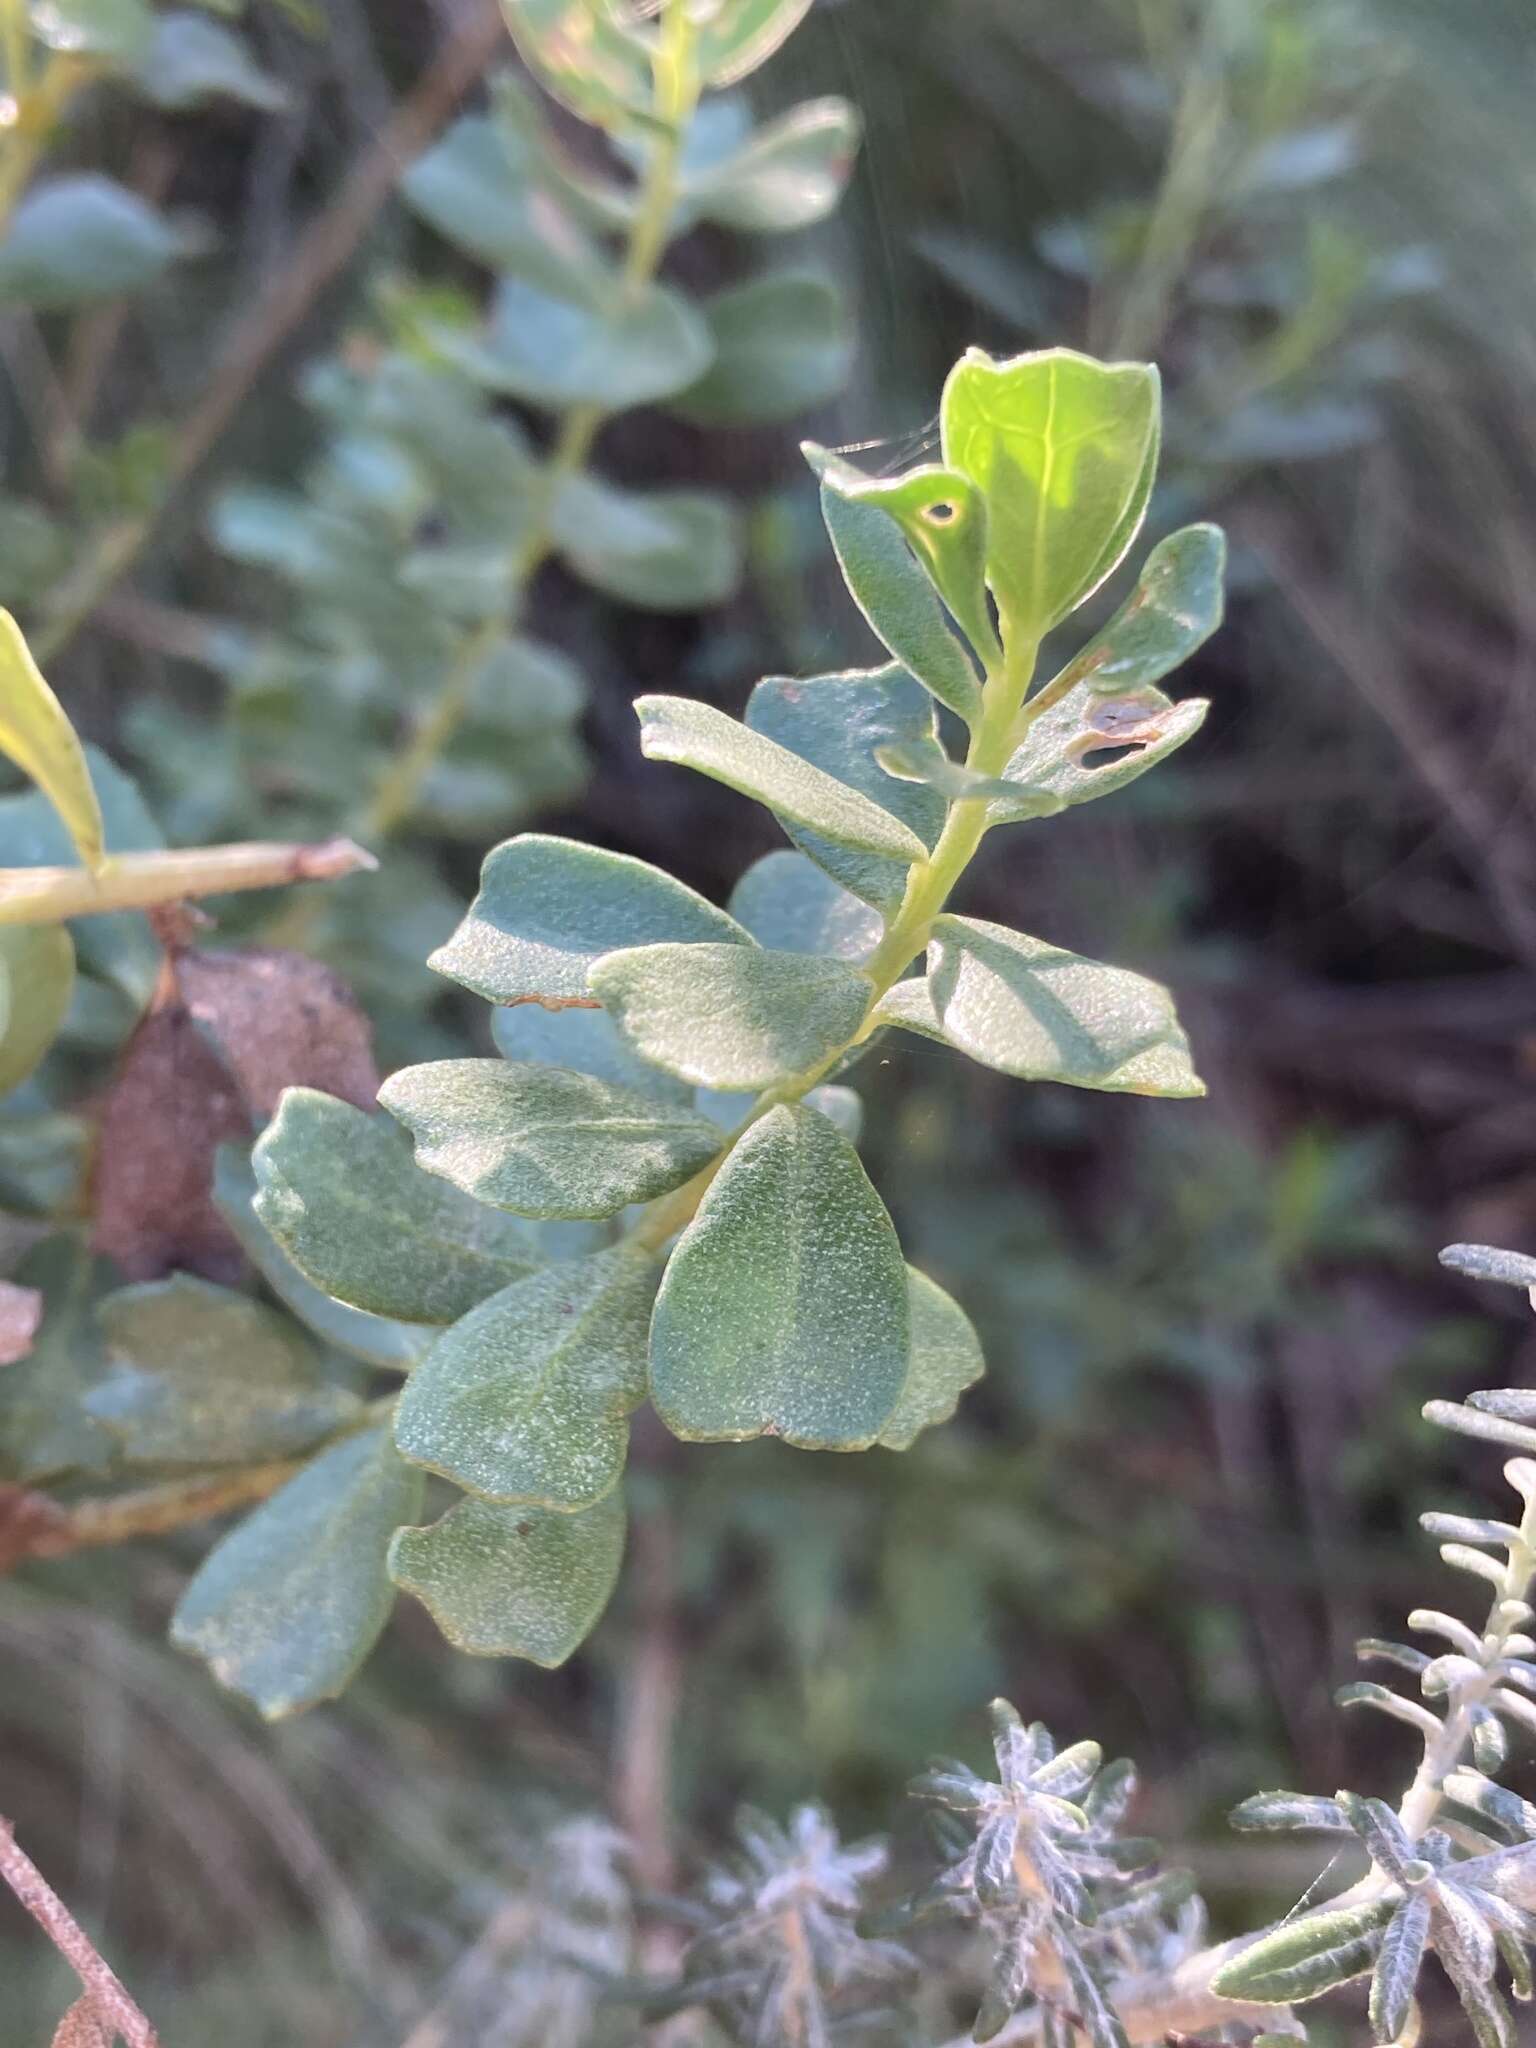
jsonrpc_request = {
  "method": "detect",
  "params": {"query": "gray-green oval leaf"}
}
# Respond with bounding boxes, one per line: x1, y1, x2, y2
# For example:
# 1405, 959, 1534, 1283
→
673, 272, 853, 427
649, 1102, 908, 1448
590, 942, 872, 1091
727, 850, 883, 962
393, 1246, 656, 1508
879, 1269, 985, 1451
171, 1427, 423, 1719
379, 1059, 722, 1219
444, 276, 712, 410
389, 1487, 624, 1665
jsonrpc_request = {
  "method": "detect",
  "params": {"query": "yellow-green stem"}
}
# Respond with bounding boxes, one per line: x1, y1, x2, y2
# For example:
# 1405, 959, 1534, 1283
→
355, 6, 696, 847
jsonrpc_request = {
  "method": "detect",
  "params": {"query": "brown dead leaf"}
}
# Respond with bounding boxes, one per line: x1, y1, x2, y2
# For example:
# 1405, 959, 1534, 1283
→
90, 945, 379, 1282
0, 1281, 42, 1364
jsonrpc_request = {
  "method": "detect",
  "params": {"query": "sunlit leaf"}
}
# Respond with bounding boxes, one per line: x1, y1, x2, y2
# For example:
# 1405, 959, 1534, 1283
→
0, 924, 74, 1095
1210, 1898, 1395, 2004
697, 0, 814, 83
0, 609, 104, 872
501, 0, 655, 134
679, 96, 860, 232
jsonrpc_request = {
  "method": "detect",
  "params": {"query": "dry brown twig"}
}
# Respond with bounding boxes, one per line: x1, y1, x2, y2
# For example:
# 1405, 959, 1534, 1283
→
0, 1818, 159, 2046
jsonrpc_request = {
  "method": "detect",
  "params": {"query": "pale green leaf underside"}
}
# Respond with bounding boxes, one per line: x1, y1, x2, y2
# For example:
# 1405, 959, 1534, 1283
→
590, 941, 872, 1092
649, 1102, 908, 1449
443, 275, 712, 410
171, 1427, 423, 1720
636, 693, 929, 864
674, 271, 852, 428
253, 1089, 542, 1325
379, 1058, 723, 1219
727, 849, 884, 962
995, 690, 1209, 819
876, 914, 1203, 1098
389, 1487, 625, 1666
1210, 1898, 1394, 2004
879, 1268, 986, 1451
88, 1276, 360, 1466
491, 1001, 692, 1105
550, 476, 740, 611
430, 832, 748, 1004
393, 1246, 656, 1508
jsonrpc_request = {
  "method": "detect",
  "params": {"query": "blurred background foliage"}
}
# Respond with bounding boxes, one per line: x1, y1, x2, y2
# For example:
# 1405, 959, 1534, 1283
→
7, 0, 1536, 2040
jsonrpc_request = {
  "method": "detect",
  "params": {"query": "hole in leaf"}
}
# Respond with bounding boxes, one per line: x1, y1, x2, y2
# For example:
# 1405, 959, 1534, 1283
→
924, 500, 957, 524
1080, 741, 1147, 770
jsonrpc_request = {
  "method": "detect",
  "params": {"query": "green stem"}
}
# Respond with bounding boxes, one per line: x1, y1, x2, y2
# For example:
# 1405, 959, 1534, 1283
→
632, 629, 1040, 1252
355, 7, 696, 847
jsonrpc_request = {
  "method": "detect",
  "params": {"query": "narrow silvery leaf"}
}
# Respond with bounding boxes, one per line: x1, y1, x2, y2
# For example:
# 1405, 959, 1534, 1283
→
1335, 1681, 1443, 1736
1034, 1741, 1102, 1800
1434, 1881, 1499, 1984
1423, 1403, 1536, 1456
590, 942, 872, 1091
940, 347, 1160, 636
815, 475, 984, 724
389, 1487, 625, 1666
876, 914, 1203, 1099
392, 1246, 657, 1509
649, 1103, 908, 1449
430, 833, 749, 1004
989, 1698, 1035, 1791
1444, 1771, 1536, 1844
1371, 1898, 1430, 2046
1338, 1792, 1418, 1882
728, 850, 884, 962
87, 1277, 360, 1467
379, 1060, 722, 1219
1210, 1898, 1394, 2003
973, 1810, 1020, 1908
637, 693, 929, 865
1358, 1636, 1433, 1674
744, 665, 945, 912
171, 1428, 422, 1718
253, 1090, 542, 1325
1438, 1941, 1516, 2048
1440, 1244, 1536, 1291
1055, 1937, 1130, 2048
1230, 1790, 1352, 1834
877, 1268, 985, 1451
973, 1929, 1032, 2044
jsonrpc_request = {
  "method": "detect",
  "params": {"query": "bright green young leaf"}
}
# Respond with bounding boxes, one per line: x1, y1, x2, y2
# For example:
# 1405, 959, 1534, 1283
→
213, 1149, 434, 1373
134, 12, 289, 110
727, 850, 883, 962
389, 1487, 625, 1665
994, 679, 1209, 821
0, 608, 105, 873
0, 925, 74, 1095
253, 1089, 543, 1325
401, 107, 599, 296
171, 1427, 423, 1719
680, 96, 860, 233
0, 176, 189, 310
87, 1276, 360, 1466
697, 0, 814, 82
637, 693, 930, 866
673, 273, 853, 427
1050, 523, 1226, 699
876, 915, 1204, 1098
550, 476, 740, 610
879, 1269, 986, 1451
500, 0, 655, 134
379, 1059, 722, 1219
393, 1246, 657, 1507
875, 736, 1017, 804
492, 1002, 692, 1105
30, 0, 153, 63
442, 276, 712, 410
0, 1236, 114, 1482
813, 469, 984, 723
590, 942, 872, 1091
818, 454, 999, 669
743, 666, 944, 912
430, 832, 749, 1004
649, 1102, 908, 1448
940, 347, 1160, 636
1210, 1898, 1395, 2005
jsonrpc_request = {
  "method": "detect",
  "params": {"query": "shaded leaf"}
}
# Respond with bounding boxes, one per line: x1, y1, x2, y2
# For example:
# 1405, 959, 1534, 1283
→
590, 941, 871, 1091
492, 1000, 692, 1104
444, 275, 712, 409
1230, 1791, 1352, 1835
0, 176, 188, 309
31, 0, 153, 60
171, 1427, 423, 1717
431, 832, 748, 1005
0, 607, 104, 871
253, 1088, 542, 1324
876, 914, 1203, 1098
0, 924, 74, 1094
1210, 1898, 1395, 2004
0, 1237, 115, 1481
87, 1275, 359, 1465
878, 1268, 985, 1450
727, 850, 883, 962
681, 95, 860, 232
638, 691, 930, 866
1371, 1895, 1430, 2044
394, 1246, 655, 1507
649, 1102, 908, 1447
673, 272, 852, 427
400, 105, 599, 295
551, 475, 740, 610
134, 11, 288, 109
389, 1486, 625, 1664
379, 1058, 722, 1218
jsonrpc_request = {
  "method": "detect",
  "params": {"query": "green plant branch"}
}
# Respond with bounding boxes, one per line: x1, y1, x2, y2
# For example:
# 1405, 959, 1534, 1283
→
354, 3, 698, 847
0, 835, 375, 924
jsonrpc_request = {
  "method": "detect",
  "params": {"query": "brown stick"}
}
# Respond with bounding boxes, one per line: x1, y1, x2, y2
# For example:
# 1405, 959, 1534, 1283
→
0, 1819, 159, 2047
34, 0, 507, 665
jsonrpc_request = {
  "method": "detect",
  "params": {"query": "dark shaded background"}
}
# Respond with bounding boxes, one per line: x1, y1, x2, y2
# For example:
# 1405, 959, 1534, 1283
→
8, 0, 1536, 2039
